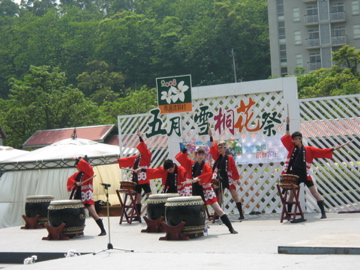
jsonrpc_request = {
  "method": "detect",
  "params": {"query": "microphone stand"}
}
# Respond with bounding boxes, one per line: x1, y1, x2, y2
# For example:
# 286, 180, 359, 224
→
93, 183, 134, 255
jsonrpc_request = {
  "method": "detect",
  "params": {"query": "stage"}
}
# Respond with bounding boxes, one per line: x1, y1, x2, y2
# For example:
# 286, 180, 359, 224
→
1, 212, 360, 269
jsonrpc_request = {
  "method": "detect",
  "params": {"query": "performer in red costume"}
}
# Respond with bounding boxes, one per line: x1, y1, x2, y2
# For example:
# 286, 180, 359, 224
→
135, 159, 190, 196
117, 131, 152, 218
67, 157, 106, 236
281, 116, 344, 219
209, 129, 244, 220
176, 145, 238, 234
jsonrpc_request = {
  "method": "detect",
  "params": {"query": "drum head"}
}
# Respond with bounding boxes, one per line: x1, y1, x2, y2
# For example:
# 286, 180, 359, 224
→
26, 195, 54, 201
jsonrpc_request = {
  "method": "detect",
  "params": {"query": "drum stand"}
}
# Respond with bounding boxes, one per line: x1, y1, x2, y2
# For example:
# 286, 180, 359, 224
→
93, 183, 134, 255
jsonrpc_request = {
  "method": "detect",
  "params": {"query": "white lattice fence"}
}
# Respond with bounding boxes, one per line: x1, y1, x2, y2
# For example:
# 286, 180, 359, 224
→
299, 94, 360, 213
118, 78, 301, 215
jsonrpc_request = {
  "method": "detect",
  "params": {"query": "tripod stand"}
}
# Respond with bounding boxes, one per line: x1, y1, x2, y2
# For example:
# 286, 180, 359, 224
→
93, 183, 134, 255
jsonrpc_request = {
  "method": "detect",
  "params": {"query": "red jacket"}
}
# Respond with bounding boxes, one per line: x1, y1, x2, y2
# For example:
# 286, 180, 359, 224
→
145, 164, 187, 186
117, 140, 152, 185
67, 158, 95, 205
175, 151, 212, 184
210, 143, 240, 181
281, 134, 333, 181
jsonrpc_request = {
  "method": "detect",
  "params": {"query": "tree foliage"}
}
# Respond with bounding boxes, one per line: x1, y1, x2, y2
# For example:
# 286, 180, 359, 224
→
296, 46, 360, 98
2, 65, 102, 147
1, 0, 358, 148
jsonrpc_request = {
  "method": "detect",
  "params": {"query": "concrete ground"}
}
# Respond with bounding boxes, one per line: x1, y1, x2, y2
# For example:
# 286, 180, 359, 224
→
0, 212, 359, 269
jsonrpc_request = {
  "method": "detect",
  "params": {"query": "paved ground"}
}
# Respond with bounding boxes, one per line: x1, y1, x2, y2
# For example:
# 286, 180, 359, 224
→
0, 212, 359, 269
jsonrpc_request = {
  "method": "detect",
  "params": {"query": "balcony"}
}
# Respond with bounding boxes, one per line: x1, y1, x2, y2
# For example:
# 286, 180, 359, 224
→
304, 14, 319, 25
308, 62, 322, 71
306, 38, 320, 48
330, 11, 346, 22
331, 35, 347, 46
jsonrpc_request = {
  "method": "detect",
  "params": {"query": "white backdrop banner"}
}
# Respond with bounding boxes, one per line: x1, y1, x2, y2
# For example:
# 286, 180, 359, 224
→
232, 135, 287, 165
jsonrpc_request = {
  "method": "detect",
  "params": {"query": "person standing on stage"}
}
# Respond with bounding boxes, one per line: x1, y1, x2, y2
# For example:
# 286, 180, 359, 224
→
67, 156, 106, 236
176, 145, 238, 234
135, 159, 190, 196
209, 130, 244, 220
282, 116, 344, 219
117, 130, 152, 218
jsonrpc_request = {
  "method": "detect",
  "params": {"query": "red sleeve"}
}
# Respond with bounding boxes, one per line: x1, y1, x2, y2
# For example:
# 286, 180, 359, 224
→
67, 173, 78, 191
175, 151, 194, 173
281, 135, 294, 152
197, 163, 213, 184
228, 155, 240, 180
307, 146, 333, 159
137, 141, 152, 166
77, 159, 94, 177
177, 166, 188, 185
145, 167, 166, 180
210, 143, 220, 162
117, 155, 137, 168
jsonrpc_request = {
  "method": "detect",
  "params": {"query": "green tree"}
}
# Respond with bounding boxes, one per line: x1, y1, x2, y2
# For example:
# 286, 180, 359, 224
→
77, 60, 126, 101
2, 65, 102, 147
332, 45, 360, 76
0, 0, 19, 17
99, 86, 157, 123
297, 46, 360, 98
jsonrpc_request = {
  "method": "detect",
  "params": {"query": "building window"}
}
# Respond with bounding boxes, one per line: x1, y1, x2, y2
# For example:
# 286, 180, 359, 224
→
353, 1, 360, 15
354, 25, 360, 39
294, 31, 302, 45
278, 21, 285, 40
309, 50, 321, 71
308, 29, 319, 39
331, 2, 344, 13
279, 44, 287, 63
332, 25, 345, 37
280, 67, 288, 77
310, 51, 321, 63
293, 8, 300, 22
306, 5, 318, 16
296, 54, 303, 67
277, 0, 284, 17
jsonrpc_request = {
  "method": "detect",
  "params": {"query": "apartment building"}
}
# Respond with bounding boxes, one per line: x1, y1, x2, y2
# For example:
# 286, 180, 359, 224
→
268, 0, 360, 77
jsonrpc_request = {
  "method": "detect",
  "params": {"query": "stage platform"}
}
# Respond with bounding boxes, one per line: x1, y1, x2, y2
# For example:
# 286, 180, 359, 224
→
1, 212, 359, 269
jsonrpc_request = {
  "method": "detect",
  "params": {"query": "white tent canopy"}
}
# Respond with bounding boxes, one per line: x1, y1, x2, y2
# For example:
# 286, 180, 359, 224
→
0, 146, 28, 161
5, 138, 135, 162
0, 138, 135, 228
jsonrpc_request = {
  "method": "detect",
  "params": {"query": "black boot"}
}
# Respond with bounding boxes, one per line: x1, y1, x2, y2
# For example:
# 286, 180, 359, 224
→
317, 200, 327, 219
95, 218, 106, 236
236, 202, 245, 220
134, 204, 142, 221
220, 214, 238, 234
286, 204, 293, 219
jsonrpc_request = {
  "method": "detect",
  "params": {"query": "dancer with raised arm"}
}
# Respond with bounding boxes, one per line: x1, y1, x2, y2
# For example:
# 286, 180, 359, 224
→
281, 116, 345, 219
117, 130, 152, 218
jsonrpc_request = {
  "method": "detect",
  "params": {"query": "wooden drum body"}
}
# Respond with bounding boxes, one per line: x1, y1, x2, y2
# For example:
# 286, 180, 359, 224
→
120, 181, 136, 190
165, 196, 205, 237
280, 174, 299, 185
25, 195, 54, 226
48, 200, 86, 238
147, 193, 179, 221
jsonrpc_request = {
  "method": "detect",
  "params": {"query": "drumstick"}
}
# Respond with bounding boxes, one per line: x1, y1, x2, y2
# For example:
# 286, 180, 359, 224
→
80, 175, 96, 185
287, 104, 289, 118
339, 140, 353, 147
